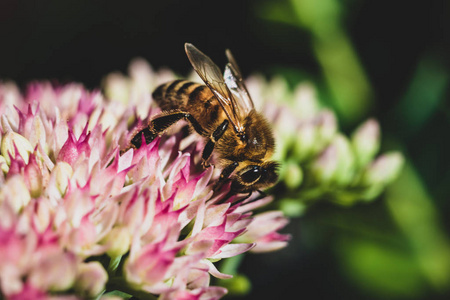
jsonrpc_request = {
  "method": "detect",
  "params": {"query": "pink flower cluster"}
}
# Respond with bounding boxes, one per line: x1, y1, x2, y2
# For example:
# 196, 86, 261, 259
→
0, 79, 289, 299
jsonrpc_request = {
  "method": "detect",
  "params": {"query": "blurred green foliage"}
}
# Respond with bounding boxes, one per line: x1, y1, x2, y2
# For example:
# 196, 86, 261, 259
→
259, 0, 373, 125
386, 162, 450, 293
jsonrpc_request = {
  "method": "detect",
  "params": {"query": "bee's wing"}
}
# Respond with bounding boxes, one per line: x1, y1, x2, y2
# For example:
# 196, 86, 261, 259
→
224, 49, 254, 113
185, 43, 244, 133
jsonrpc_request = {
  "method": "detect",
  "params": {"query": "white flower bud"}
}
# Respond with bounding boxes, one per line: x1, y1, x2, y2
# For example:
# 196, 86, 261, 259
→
98, 109, 121, 134
284, 161, 303, 189
0, 175, 31, 212
129, 57, 154, 91
52, 161, 73, 196
268, 76, 292, 104
293, 122, 317, 161
28, 250, 77, 292
0, 155, 9, 173
308, 134, 355, 186
75, 262, 108, 297
351, 118, 380, 167
102, 226, 132, 258
293, 82, 319, 118
1, 130, 33, 165
361, 152, 404, 186
309, 144, 338, 183
29, 115, 46, 150
103, 72, 131, 104
24, 157, 43, 198
333, 135, 356, 185
313, 110, 337, 153
0, 81, 22, 107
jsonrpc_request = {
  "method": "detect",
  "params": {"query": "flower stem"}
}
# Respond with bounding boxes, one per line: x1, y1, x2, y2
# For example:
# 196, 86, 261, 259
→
106, 277, 158, 300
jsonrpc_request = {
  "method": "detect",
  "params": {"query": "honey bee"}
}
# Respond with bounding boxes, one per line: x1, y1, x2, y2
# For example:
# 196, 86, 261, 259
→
129, 43, 279, 194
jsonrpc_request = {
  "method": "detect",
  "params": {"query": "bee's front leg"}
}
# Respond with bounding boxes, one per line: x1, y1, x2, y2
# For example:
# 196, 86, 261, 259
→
202, 119, 229, 167
129, 127, 157, 150
213, 161, 238, 192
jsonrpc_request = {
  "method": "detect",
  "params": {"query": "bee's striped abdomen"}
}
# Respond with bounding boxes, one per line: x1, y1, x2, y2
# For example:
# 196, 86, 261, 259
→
152, 80, 201, 110
152, 79, 223, 136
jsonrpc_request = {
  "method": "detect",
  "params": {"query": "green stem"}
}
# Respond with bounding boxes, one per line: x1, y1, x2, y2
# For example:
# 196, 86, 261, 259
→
106, 277, 158, 300
219, 254, 244, 276
290, 0, 372, 124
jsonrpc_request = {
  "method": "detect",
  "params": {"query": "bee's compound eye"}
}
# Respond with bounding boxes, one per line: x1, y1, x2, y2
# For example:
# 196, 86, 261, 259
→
241, 165, 261, 183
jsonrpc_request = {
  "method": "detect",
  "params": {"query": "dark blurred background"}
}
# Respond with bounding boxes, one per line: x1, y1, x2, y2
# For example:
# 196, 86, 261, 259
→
1, 0, 449, 299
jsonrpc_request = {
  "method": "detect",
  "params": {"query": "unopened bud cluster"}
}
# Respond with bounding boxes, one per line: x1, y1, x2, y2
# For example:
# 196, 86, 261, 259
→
245, 76, 404, 211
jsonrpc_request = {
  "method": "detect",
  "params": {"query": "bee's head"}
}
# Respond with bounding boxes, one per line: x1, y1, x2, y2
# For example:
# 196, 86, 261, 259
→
231, 161, 279, 193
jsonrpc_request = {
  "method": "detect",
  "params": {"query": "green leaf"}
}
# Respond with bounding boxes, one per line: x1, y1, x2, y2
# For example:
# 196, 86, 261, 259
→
337, 238, 426, 298
103, 290, 133, 299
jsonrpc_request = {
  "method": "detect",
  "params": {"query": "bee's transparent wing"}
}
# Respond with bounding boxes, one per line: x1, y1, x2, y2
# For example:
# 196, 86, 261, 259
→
185, 43, 244, 133
224, 49, 254, 114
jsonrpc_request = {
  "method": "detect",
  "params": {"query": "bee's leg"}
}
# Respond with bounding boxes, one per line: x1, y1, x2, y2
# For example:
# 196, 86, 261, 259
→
220, 161, 239, 180
129, 111, 206, 149
130, 127, 157, 149
152, 111, 206, 135
202, 120, 229, 167
213, 161, 239, 191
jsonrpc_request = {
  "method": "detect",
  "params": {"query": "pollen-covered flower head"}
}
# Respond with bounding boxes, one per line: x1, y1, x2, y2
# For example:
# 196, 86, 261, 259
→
0, 60, 289, 299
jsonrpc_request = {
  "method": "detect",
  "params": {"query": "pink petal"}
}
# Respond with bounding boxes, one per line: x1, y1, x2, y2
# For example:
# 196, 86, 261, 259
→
201, 260, 232, 279
211, 243, 255, 259
251, 241, 290, 253
8, 283, 48, 300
